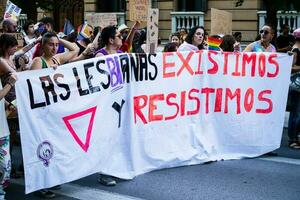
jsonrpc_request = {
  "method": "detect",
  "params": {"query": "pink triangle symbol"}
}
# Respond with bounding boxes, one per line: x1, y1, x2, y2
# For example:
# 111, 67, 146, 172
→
62, 106, 97, 152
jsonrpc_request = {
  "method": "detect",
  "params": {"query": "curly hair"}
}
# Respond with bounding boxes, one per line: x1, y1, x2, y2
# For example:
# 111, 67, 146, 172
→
185, 26, 206, 50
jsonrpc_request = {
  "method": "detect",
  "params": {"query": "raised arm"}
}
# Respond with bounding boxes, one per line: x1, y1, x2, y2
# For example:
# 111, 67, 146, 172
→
125, 21, 140, 50
55, 38, 79, 64
71, 43, 96, 62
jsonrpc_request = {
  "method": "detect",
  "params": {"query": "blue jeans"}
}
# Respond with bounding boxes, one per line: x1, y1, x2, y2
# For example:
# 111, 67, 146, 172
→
288, 90, 300, 142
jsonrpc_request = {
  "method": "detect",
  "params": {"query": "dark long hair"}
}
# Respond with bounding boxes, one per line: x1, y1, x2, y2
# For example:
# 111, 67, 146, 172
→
220, 35, 235, 52
185, 26, 206, 50
0, 34, 18, 56
99, 25, 118, 48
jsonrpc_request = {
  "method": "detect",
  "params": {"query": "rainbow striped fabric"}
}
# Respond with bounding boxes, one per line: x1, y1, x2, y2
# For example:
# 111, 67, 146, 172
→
77, 22, 92, 40
208, 36, 223, 51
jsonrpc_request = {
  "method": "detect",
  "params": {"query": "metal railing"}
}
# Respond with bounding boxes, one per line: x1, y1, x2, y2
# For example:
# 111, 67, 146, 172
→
170, 11, 204, 33
258, 11, 300, 34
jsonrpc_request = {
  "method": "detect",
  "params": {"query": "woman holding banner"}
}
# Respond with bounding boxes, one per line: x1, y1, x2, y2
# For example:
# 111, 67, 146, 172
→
94, 25, 123, 186
177, 26, 207, 51
243, 25, 276, 52
94, 25, 123, 57
0, 34, 20, 162
29, 31, 78, 198
0, 34, 18, 102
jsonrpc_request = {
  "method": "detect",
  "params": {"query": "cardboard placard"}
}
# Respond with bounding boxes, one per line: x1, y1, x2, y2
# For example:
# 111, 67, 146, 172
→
129, 0, 149, 22
85, 13, 117, 28
211, 8, 232, 35
146, 8, 159, 53
3, 0, 21, 22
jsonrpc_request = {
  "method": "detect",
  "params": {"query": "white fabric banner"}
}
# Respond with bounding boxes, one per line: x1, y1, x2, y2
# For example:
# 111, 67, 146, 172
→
15, 51, 292, 193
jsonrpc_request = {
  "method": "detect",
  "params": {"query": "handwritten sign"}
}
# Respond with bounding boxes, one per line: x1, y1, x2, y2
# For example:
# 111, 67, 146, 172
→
146, 8, 159, 53
129, 0, 149, 22
211, 8, 232, 35
85, 13, 117, 28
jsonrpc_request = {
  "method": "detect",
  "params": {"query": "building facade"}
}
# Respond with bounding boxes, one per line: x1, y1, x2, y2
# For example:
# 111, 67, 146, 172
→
35, 0, 300, 43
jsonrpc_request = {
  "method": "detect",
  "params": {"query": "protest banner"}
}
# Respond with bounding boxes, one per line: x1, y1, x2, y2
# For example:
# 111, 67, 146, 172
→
129, 0, 149, 21
3, 0, 21, 22
146, 8, 159, 53
85, 13, 117, 28
211, 8, 232, 35
15, 51, 292, 193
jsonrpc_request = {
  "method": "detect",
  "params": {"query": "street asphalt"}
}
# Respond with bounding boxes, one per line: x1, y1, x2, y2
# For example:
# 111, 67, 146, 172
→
5, 114, 300, 200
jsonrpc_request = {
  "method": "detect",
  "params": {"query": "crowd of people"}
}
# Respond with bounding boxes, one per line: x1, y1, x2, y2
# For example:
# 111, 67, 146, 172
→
0, 16, 300, 199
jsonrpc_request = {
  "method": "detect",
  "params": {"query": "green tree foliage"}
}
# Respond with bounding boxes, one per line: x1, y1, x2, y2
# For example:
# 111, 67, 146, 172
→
12, 0, 56, 21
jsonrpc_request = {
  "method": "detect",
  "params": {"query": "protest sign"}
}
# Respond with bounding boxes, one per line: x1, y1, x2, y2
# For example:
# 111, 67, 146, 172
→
146, 8, 159, 53
4, 0, 21, 22
129, 0, 149, 21
85, 13, 117, 28
211, 8, 232, 35
16, 51, 292, 193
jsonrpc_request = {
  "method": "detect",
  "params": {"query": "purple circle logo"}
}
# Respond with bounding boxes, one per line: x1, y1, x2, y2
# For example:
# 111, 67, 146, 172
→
37, 141, 53, 167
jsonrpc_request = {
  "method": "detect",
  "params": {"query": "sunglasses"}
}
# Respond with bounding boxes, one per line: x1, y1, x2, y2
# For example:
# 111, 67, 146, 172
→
259, 30, 270, 35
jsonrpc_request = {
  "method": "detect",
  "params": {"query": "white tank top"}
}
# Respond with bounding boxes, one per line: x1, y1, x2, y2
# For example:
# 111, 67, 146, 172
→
0, 82, 10, 138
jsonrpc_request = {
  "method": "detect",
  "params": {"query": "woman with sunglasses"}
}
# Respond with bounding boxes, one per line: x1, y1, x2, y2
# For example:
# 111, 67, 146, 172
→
94, 25, 123, 57
178, 26, 207, 51
243, 25, 276, 52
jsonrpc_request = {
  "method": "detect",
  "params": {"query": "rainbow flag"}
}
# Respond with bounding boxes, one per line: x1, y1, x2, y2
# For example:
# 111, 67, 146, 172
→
63, 19, 75, 36
208, 36, 223, 51
77, 22, 92, 40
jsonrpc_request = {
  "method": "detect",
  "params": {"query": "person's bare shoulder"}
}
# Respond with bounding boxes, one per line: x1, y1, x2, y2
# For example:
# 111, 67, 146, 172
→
30, 57, 42, 70
95, 52, 104, 57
